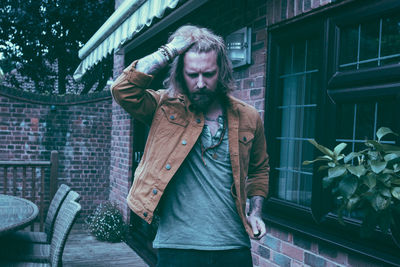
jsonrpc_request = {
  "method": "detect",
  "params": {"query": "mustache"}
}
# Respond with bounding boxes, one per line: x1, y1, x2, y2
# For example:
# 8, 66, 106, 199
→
193, 88, 212, 94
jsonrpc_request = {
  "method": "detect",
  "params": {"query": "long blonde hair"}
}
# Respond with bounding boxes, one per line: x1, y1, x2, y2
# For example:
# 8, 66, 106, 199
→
164, 25, 235, 96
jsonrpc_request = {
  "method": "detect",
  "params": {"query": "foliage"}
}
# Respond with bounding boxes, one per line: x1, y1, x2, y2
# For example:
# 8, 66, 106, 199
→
304, 127, 400, 235
0, 0, 114, 95
86, 201, 127, 242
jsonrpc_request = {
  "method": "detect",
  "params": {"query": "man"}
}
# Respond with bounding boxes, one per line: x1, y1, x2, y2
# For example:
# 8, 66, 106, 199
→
111, 25, 269, 267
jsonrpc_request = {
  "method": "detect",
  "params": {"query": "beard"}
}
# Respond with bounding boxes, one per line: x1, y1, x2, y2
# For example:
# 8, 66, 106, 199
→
184, 87, 223, 112
189, 91, 215, 110
180, 82, 229, 112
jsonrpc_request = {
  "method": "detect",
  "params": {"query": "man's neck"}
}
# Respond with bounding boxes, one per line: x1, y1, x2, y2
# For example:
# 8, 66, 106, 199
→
204, 100, 224, 121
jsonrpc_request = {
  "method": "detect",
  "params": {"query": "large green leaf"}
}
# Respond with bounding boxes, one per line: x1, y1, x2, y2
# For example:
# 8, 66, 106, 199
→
364, 187, 377, 199
367, 151, 379, 161
344, 152, 362, 164
334, 143, 347, 157
383, 168, 394, 174
384, 153, 400, 162
338, 175, 358, 198
376, 127, 398, 142
380, 188, 392, 198
377, 173, 392, 187
370, 194, 389, 211
362, 174, 377, 189
366, 140, 400, 153
308, 139, 334, 158
391, 187, 400, 200
392, 179, 400, 185
394, 164, 400, 173
303, 155, 332, 165
346, 165, 366, 178
370, 160, 387, 174
347, 196, 360, 210
328, 166, 347, 178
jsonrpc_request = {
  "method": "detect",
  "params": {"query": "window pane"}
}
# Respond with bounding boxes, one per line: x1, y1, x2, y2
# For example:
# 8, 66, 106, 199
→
339, 25, 358, 70
355, 102, 375, 140
359, 20, 379, 68
280, 44, 293, 76
306, 38, 320, 71
335, 104, 355, 141
276, 39, 319, 207
293, 42, 305, 73
339, 13, 400, 71
381, 14, 400, 66
377, 100, 396, 136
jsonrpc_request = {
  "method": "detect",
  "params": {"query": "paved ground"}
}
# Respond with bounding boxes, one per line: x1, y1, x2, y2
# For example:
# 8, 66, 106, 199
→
63, 224, 149, 267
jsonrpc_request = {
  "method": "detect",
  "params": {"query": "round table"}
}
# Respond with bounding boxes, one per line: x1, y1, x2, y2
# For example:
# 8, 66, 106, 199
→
0, 194, 39, 236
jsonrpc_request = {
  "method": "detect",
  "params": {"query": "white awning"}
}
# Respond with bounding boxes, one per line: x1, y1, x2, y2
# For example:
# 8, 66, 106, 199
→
73, 0, 182, 81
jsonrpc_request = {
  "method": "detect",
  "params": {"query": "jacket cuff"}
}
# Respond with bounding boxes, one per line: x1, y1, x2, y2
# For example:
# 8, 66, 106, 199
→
247, 189, 268, 198
126, 60, 154, 88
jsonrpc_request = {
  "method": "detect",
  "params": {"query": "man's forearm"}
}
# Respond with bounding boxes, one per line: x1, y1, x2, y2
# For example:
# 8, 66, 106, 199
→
135, 50, 169, 75
136, 35, 192, 75
248, 196, 264, 216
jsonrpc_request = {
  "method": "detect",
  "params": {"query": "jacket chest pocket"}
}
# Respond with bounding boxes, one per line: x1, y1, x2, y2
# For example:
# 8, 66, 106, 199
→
239, 131, 254, 166
161, 105, 189, 127
239, 131, 254, 146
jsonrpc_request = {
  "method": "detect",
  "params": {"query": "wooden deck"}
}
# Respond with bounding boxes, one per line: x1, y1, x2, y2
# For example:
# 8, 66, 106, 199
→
62, 224, 149, 267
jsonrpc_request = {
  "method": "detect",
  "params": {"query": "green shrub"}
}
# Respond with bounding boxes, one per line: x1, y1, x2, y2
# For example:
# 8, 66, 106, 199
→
86, 201, 127, 242
304, 127, 400, 236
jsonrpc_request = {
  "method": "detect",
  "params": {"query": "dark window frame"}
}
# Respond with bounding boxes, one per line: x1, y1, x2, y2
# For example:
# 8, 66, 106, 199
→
264, 1, 400, 265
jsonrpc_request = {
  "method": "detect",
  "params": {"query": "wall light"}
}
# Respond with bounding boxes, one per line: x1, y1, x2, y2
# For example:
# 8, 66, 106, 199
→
226, 27, 252, 68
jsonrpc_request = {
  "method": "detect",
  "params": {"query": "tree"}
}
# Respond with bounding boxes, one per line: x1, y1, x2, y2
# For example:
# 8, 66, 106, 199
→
0, 0, 114, 94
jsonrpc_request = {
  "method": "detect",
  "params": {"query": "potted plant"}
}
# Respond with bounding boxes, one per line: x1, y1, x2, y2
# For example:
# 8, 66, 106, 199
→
86, 201, 128, 242
304, 127, 400, 238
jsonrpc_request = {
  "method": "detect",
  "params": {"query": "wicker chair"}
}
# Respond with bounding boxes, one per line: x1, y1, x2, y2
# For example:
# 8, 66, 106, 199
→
4, 184, 72, 244
0, 191, 81, 266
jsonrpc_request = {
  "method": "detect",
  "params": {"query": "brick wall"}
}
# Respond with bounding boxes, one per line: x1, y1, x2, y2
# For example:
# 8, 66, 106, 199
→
0, 86, 112, 221
109, 0, 133, 221
250, 225, 385, 267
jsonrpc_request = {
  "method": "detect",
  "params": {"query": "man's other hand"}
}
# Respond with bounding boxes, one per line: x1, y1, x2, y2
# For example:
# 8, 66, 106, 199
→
247, 213, 266, 240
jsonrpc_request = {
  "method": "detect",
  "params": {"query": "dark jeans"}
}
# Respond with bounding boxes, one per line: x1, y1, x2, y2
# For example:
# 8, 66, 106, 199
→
156, 248, 253, 267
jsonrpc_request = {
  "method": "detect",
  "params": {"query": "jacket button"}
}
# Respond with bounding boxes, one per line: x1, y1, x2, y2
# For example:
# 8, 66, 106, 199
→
170, 115, 175, 120
153, 189, 157, 195
196, 118, 201, 123
182, 139, 187, 145
166, 164, 171, 170
143, 212, 148, 217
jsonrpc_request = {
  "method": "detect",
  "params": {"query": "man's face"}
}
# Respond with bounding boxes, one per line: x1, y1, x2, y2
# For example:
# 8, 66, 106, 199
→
182, 50, 219, 110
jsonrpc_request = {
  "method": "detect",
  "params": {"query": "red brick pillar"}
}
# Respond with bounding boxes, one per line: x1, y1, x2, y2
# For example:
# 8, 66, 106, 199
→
108, 0, 133, 221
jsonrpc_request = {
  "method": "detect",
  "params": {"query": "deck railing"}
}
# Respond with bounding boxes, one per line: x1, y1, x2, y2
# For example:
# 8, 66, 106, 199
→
0, 151, 59, 231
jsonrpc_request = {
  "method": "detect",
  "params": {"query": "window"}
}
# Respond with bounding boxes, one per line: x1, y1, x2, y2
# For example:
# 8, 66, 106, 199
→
276, 38, 320, 207
266, 1, 400, 264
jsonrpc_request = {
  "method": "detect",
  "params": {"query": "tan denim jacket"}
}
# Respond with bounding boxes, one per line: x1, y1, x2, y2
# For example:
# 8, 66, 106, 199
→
111, 62, 269, 238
